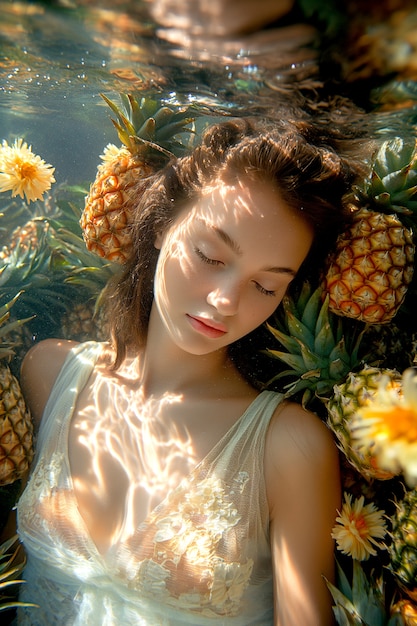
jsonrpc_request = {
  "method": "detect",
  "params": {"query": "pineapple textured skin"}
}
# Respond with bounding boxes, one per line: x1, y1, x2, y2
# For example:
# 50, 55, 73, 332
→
81, 151, 152, 263
0, 363, 33, 486
81, 93, 201, 264
388, 488, 417, 603
324, 208, 414, 324
327, 366, 403, 481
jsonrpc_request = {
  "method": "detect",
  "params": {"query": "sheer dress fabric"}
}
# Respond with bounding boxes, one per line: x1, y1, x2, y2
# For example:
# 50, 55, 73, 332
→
17, 342, 283, 625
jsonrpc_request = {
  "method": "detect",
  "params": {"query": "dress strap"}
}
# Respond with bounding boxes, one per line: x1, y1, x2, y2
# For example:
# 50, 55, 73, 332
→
35, 341, 103, 454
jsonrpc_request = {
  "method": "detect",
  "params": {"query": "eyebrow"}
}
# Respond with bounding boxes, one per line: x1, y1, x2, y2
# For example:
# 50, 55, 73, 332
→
205, 221, 297, 277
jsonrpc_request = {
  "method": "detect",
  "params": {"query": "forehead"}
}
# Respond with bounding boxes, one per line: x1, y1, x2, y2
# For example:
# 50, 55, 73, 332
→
169, 179, 313, 268
184, 178, 300, 231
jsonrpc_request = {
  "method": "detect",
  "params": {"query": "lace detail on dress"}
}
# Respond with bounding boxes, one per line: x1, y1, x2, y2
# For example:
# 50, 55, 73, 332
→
21, 451, 64, 504
17, 452, 65, 546
126, 473, 253, 617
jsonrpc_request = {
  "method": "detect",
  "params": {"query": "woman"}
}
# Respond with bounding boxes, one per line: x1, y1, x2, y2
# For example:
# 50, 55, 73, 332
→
17, 118, 361, 625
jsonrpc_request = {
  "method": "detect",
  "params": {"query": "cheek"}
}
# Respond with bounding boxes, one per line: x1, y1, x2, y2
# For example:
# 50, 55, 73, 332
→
244, 294, 282, 331
156, 247, 199, 299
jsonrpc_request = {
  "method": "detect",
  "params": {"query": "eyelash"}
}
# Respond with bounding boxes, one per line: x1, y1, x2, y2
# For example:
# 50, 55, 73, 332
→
255, 284, 276, 297
194, 247, 222, 266
194, 247, 277, 297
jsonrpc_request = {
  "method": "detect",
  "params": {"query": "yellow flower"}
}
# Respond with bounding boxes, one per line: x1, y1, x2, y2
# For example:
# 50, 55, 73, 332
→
0, 138, 55, 203
331, 493, 387, 561
352, 368, 417, 487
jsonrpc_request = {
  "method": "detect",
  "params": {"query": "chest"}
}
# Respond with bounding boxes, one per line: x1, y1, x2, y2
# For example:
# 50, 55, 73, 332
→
67, 375, 253, 553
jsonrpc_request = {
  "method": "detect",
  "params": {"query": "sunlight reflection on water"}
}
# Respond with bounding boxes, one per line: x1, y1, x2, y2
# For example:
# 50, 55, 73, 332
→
0, 0, 327, 183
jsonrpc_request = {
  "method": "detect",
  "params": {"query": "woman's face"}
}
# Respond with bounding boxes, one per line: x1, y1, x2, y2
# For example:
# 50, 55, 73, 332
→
153, 178, 313, 355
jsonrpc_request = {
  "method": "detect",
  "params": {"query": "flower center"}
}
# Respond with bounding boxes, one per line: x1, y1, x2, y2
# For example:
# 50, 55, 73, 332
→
376, 406, 417, 442
350, 513, 368, 537
19, 161, 38, 180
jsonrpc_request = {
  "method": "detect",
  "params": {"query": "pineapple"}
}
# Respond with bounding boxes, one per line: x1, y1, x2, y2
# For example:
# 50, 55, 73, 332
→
264, 281, 366, 408
0, 185, 118, 358
327, 366, 404, 481
0, 218, 49, 262
322, 136, 417, 325
388, 487, 417, 603
323, 207, 414, 324
80, 93, 201, 263
362, 321, 416, 373
0, 200, 32, 251
390, 598, 417, 626
60, 299, 109, 343
339, 2, 417, 87
361, 137, 417, 215
0, 294, 33, 487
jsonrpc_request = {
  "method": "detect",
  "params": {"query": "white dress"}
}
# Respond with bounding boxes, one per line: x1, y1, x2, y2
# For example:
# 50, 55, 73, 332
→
17, 342, 284, 625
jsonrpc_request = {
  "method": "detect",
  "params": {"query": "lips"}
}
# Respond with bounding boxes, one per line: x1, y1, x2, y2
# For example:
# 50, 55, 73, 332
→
186, 314, 227, 338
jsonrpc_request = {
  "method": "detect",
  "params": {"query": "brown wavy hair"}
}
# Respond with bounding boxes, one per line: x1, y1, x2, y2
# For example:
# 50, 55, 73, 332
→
105, 117, 366, 369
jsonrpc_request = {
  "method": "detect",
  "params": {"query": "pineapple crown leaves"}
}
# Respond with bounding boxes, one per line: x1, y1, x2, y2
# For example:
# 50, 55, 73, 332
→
357, 137, 417, 222
0, 234, 56, 291
0, 535, 38, 612
325, 560, 395, 626
0, 231, 94, 325
101, 92, 201, 160
263, 281, 367, 406
0, 292, 34, 360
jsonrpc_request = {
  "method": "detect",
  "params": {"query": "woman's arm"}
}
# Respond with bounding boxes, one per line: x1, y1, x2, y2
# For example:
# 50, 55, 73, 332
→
265, 401, 341, 626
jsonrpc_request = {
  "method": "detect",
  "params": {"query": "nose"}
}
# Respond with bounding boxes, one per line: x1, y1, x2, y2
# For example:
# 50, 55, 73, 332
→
207, 280, 241, 316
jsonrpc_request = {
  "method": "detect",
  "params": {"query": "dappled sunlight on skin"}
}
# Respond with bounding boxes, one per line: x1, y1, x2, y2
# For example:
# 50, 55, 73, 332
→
66, 360, 200, 553
274, 539, 317, 625
153, 178, 313, 360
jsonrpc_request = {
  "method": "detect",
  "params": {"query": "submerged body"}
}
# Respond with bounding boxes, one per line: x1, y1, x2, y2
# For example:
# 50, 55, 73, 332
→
18, 342, 279, 625
15, 119, 358, 624
18, 339, 338, 626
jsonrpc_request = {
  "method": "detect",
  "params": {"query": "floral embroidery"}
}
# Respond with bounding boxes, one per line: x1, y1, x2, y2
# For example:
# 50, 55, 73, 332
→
23, 452, 65, 503
210, 559, 254, 612
132, 559, 171, 595
130, 474, 253, 616
18, 452, 66, 536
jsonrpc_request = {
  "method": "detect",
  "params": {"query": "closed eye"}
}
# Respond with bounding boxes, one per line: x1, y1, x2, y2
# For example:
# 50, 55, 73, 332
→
194, 247, 223, 266
254, 282, 276, 297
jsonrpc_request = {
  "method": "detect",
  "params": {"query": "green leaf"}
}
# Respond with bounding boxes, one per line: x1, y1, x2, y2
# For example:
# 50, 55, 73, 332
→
286, 311, 315, 352
326, 578, 363, 625
265, 322, 301, 355
374, 137, 415, 177
299, 340, 326, 371
351, 561, 386, 626
300, 285, 322, 332
329, 337, 350, 366
373, 192, 392, 207
368, 171, 385, 196
296, 280, 315, 316
263, 349, 306, 373
381, 166, 411, 195
281, 292, 297, 320
314, 320, 335, 357
393, 184, 417, 203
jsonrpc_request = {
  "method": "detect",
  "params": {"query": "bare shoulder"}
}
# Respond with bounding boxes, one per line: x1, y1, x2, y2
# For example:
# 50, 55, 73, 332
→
20, 338, 78, 426
266, 400, 336, 463
265, 400, 340, 515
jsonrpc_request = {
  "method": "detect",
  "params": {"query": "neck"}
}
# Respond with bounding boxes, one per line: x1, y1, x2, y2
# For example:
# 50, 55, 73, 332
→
136, 306, 240, 398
